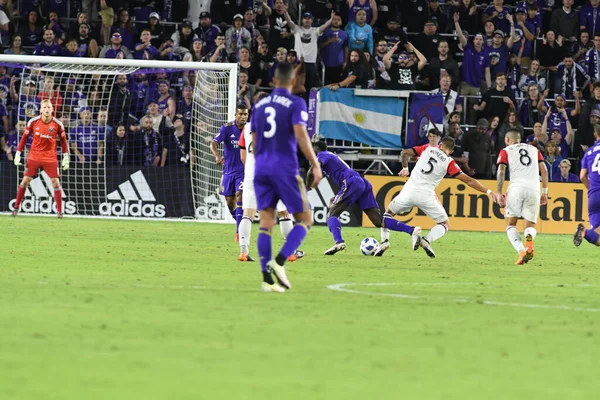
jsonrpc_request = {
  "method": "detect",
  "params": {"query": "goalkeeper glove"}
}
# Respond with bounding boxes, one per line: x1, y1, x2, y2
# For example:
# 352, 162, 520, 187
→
62, 154, 70, 171
14, 151, 22, 166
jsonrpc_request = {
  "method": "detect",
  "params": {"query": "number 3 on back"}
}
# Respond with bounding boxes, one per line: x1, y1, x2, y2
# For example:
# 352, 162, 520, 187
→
264, 106, 277, 138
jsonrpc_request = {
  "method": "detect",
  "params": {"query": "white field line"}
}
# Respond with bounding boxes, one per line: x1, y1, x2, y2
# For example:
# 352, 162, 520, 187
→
37, 281, 206, 290
326, 283, 600, 313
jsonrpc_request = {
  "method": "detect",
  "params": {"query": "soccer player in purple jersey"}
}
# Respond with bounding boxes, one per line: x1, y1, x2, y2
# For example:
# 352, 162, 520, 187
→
310, 141, 386, 255
251, 63, 322, 292
212, 105, 248, 242
574, 124, 600, 247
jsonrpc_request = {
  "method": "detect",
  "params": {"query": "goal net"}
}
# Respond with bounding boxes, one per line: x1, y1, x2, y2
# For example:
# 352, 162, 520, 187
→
0, 55, 237, 220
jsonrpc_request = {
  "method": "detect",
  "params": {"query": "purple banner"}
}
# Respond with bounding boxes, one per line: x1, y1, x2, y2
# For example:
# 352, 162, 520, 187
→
307, 88, 318, 138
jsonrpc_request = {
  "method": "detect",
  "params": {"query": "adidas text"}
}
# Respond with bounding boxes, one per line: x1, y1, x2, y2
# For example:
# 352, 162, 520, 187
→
99, 200, 166, 217
9, 197, 77, 214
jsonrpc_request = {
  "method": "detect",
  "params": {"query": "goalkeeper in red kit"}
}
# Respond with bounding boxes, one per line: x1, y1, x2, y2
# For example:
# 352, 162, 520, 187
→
12, 99, 70, 218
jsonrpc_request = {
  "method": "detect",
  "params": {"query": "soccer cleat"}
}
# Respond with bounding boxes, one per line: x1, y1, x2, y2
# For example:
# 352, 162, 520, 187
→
373, 240, 390, 257
57, 212, 64, 219
515, 250, 529, 265
420, 238, 436, 258
524, 234, 534, 262
573, 223, 586, 247
267, 260, 291, 289
324, 242, 346, 255
11, 210, 17, 217
261, 282, 286, 293
238, 253, 255, 262
235, 233, 239, 243
412, 226, 422, 251
287, 250, 305, 262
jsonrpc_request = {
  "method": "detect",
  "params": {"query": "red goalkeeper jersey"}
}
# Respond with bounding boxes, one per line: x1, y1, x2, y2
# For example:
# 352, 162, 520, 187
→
17, 116, 68, 163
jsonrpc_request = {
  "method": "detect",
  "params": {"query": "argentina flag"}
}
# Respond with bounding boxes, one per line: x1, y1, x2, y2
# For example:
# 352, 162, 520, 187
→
318, 88, 404, 149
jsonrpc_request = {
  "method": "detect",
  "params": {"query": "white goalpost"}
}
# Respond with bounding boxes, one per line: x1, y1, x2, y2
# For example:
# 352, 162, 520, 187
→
0, 55, 238, 220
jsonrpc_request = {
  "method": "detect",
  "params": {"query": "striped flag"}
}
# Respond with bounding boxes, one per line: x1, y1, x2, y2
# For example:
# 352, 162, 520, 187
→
318, 88, 404, 149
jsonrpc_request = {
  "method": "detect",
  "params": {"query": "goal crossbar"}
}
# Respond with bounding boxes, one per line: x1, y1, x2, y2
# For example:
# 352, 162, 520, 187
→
0, 55, 239, 121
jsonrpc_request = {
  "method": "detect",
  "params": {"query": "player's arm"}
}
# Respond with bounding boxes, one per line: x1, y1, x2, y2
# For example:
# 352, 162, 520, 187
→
456, 172, 498, 202
211, 127, 224, 165
59, 126, 70, 170
539, 159, 549, 205
14, 124, 32, 166
239, 130, 247, 164
496, 149, 508, 200
399, 147, 419, 176
295, 124, 322, 187
581, 167, 589, 189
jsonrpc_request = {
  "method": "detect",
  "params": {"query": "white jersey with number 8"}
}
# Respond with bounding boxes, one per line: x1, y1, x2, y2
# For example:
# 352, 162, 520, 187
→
497, 143, 544, 222
497, 143, 544, 191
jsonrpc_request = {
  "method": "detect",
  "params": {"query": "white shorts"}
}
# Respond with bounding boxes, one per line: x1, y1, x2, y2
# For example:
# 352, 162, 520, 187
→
388, 190, 448, 223
505, 187, 540, 223
242, 178, 286, 212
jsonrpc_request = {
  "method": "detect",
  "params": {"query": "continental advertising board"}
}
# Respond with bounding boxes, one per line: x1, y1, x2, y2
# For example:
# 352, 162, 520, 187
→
364, 176, 589, 234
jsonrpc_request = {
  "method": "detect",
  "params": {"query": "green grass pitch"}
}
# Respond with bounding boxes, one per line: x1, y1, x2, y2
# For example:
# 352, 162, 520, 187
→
1, 216, 599, 400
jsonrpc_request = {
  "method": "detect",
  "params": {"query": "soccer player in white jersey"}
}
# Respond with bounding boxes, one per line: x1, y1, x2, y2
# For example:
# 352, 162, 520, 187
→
237, 122, 303, 262
496, 130, 549, 265
380, 136, 499, 258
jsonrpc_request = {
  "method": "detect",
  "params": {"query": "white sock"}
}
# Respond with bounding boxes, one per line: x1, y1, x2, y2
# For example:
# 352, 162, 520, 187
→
381, 227, 390, 243
239, 216, 252, 253
279, 218, 293, 239
524, 227, 537, 239
424, 224, 447, 243
506, 225, 525, 253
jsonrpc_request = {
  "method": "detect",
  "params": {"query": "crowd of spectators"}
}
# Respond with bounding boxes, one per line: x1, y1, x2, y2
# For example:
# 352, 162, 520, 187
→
0, 0, 597, 181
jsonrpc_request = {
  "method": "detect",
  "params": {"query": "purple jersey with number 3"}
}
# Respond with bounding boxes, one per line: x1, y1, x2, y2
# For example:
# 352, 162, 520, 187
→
251, 88, 309, 213
251, 88, 307, 176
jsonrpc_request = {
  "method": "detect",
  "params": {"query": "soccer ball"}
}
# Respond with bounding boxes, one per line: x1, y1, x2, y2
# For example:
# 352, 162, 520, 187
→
360, 237, 379, 256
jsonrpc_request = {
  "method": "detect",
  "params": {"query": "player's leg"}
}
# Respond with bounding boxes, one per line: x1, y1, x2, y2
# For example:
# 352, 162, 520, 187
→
239, 208, 255, 261
420, 196, 450, 258
13, 159, 39, 216
13, 176, 33, 216
255, 174, 289, 291
43, 162, 64, 217
380, 190, 422, 253
257, 208, 285, 292
504, 189, 533, 264
235, 174, 244, 237
324, 202, 350, 255
520, 190, 541, 262
277, 204, 304, 262
220, 173, 238, 240
239, 179, 256, 261
574, 212, 600, 246
273, 175, 312, 276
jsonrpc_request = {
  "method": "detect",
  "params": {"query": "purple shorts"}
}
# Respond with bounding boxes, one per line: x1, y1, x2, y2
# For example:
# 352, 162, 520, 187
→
220, 172, 244, 197
332, 176, 379, 210
255, 173, 309, 214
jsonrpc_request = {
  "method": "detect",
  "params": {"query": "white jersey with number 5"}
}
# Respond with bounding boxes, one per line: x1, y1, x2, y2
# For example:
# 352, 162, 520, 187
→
497, 143, 543, 192
404, 144, 462, 192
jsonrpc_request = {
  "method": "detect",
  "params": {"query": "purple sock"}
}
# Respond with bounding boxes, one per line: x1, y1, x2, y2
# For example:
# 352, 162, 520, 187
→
327, 217, 343, 243
257, 227, 272, 273
585, 229, 600, 245
235, 201, 243, 233
277, 224, 309, 263
383, 215, 414, 235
